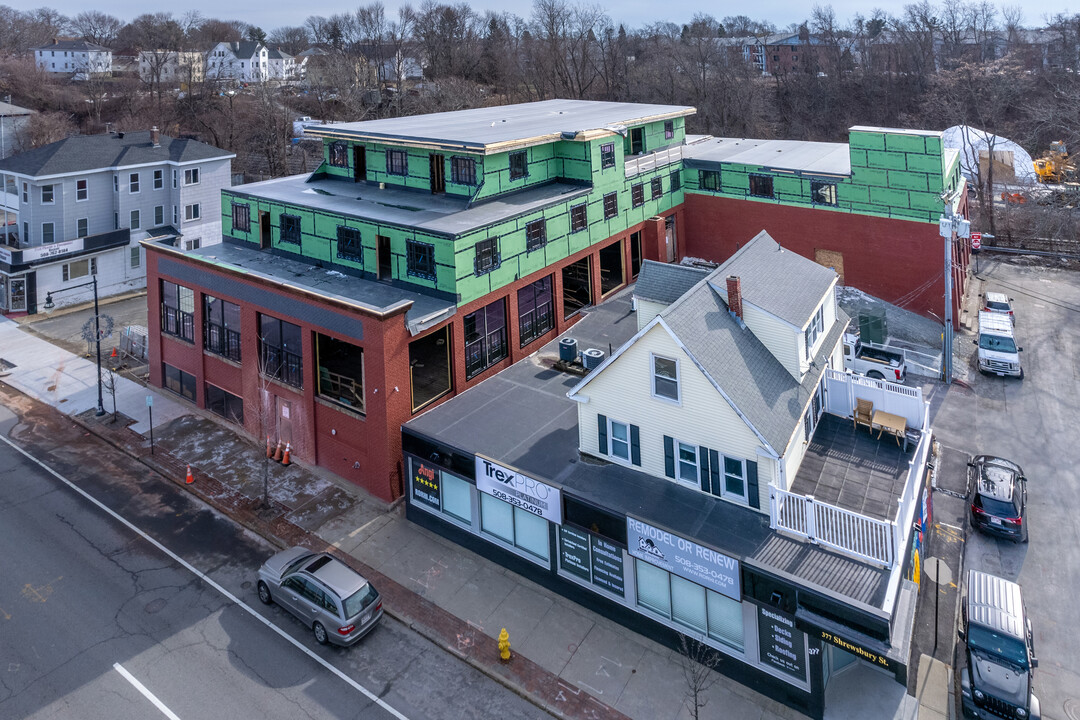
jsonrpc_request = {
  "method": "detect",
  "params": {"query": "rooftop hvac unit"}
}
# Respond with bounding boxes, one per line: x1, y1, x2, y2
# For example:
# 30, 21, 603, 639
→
559, 337, 578, 363
581, 348, 605, 370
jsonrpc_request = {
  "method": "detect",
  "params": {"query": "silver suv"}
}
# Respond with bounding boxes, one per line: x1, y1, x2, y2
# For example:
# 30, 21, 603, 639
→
982, 291, 1015, 324
258, 546, 383, 646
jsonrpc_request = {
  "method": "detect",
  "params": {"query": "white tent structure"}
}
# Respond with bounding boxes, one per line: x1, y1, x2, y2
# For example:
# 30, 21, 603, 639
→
942, 125, 1037, 186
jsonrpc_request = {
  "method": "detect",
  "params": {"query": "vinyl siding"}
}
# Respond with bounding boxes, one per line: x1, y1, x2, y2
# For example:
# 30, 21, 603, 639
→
574, 322, 775, 511
635, 299, 669, 331
741, 302, 800, 379
797, 287, 838, 375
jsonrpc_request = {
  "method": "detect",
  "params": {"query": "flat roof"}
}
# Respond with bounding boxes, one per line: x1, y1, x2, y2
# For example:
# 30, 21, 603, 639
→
304, 100, 695, 154
230, 174, 590, 239
683, 137, 852, 176
403, 286, 890, 611
151, 238, 456, 333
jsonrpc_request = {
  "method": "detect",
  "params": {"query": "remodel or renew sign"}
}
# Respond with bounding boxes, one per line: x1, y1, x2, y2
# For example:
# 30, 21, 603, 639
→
626, 517, 740, 600
475, 456, 562, 525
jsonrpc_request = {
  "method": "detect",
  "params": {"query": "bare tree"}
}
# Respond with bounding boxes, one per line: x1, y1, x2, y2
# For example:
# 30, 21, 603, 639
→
71, 11, 122, 47
677, 634, 722, 720
269, 26, 312, 56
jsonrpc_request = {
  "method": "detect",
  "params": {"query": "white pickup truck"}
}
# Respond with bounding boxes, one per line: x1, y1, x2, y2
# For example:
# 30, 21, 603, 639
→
842, 332, 907, 382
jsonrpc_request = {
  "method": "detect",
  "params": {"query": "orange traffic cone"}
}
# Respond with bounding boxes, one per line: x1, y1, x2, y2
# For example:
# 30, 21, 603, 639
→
110, 347, 118, 359
185, 464, 194, 484
273, 440, 283, 462
266, 436, 273, 458
281, 443, 291, 466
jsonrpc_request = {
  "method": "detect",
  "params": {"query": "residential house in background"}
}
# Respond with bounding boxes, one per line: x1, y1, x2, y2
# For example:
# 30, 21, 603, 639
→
206, 41, 269, 83
402, 231, 933, 719
138, 51, 206, 86
0, 100, 34, 160
267, 48, 300, 80
0, 128, 233, 315
34, 38, 112, 78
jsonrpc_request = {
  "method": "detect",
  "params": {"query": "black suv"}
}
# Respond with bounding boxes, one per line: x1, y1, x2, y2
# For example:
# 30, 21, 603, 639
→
968, 455, 1028, 543
959, 569, 1040, 719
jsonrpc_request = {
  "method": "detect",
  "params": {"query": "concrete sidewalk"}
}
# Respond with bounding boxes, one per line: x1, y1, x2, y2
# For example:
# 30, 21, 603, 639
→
0, 313, 952, 720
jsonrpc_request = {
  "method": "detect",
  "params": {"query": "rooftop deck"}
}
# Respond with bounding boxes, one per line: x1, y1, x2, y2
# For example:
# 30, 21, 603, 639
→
791, 413, 915, 523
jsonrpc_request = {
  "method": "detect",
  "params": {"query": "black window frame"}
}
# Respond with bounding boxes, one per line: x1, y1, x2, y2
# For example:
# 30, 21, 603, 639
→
474, 237, 499, 275
509, 150, 528, 181
600, 143, 616, 169
749, 174, 775, 199
518, 275, 554, 348
525, 219, 547, 252
603, 192, 618, 219
570, 203, 588, 233
631, 183, 645, 208
811, 180, 838, 206
232, 202, 250, 232
664, 120, 675, 139
258, 314, 304, 388
651, 177, 663, 200
670, 170, 682, 192
203, 294, 242, 362
160, 280, 195, 343
205, 383, 244, 424
163, 363, 196, 402
406, 239, 436, 281
463, 299, 508, 379
336, 225, 363, 263
280, 214, 302, 245
699, 170, 720, 191
386, 149, 407, 176
451, 156, 477, 185
330, 141, 349, 168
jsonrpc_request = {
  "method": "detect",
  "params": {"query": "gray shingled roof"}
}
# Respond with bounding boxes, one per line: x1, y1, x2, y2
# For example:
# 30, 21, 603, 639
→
0, 131, 233, 177
633, 260, 710, 304
34, 39, 110, 52
224, 41, 265, 58
716, 230, 837, 328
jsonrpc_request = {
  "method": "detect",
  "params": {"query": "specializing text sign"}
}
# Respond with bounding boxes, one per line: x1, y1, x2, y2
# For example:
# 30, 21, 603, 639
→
475, 456, 562, 525
411, 459, 441, 511
626, 517, 740, 600
757, 605, 807, 679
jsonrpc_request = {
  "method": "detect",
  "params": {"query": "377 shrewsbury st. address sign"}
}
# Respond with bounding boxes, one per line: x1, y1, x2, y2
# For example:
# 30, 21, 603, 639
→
475, 456, 563, 525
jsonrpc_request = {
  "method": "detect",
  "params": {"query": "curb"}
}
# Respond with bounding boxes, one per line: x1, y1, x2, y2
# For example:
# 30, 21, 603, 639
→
65, 410, 627, 720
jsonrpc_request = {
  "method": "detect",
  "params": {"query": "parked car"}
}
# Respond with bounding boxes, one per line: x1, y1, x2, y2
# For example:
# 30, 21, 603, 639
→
959, 569, 1040, 719
976, 311, 1023, 378
968, 455, 1028, 543
842, 332, 907, 382
257, 546, 383, 646
982, 291, 1015, 323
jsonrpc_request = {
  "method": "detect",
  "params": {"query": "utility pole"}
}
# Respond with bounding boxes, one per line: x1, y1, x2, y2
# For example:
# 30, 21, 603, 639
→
939, 188, 969, 385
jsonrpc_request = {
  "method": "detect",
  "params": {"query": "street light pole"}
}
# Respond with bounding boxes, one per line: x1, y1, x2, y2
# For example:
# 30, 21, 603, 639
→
43, 275, 106, 416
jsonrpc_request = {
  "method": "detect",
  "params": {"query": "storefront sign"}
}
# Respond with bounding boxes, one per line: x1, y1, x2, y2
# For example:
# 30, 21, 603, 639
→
411, 460, 441, 511
0, 247, 11, 264
757, 605, 806, 679
590, 535, 625, 596
475, 456, 562, 524
559, 526, 592, 582
626, 517, 740, 600
24, 239, 79, 262
816, 629, 895, 672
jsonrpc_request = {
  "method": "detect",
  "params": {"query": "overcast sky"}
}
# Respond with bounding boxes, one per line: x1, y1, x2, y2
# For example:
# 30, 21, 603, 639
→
43, 0, 1078, 34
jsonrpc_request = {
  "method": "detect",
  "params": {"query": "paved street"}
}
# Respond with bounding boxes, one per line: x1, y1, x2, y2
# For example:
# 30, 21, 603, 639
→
925, 256, 1080, 720
0, 405, 547, 720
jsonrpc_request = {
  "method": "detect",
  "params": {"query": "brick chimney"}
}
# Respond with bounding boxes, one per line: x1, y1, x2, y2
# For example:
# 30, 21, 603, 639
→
726, 275, 743, 320
150, 126, 160, 148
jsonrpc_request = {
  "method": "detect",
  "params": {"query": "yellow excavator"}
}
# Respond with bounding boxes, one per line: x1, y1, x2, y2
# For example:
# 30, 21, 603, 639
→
1033, 141, 1078, 184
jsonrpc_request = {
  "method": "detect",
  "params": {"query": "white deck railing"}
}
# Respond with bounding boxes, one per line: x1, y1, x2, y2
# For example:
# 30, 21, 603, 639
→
769, 371, 933, 568
625, 146, 683, 178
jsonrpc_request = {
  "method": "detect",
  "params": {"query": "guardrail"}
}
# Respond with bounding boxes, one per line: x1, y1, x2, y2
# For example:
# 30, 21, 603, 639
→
625, 146, 683, 178
770, 485, 896, 566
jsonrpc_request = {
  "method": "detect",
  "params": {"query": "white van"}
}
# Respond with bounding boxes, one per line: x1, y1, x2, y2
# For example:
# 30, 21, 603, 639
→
977, 310, 1022, 378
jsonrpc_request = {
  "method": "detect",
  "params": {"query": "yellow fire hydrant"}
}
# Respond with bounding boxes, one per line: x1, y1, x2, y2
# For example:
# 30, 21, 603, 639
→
498, 628, 511, 662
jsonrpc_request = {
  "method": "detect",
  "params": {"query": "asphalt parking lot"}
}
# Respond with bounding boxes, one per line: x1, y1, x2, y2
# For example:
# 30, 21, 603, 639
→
925, 256, 1080, 720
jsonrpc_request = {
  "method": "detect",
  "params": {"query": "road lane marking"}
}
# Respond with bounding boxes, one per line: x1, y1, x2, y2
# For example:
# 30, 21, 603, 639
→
113, 663, 182, 720
1, 435, 411, 720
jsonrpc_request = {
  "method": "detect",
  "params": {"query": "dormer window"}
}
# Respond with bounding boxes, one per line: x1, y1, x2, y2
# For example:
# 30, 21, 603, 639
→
652, 355, 679, 402
804, 304, 825, 358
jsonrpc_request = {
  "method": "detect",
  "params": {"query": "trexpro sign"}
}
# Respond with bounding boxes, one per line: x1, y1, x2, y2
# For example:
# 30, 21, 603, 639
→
626, 517, 741, 600
475, 456, 562, 525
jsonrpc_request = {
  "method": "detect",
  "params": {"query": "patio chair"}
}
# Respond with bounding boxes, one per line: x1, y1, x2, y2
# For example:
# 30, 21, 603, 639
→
854, 398, 874, 433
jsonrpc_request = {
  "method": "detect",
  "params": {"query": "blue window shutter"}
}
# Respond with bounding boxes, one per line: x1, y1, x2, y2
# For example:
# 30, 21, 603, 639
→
630, 425, 641, 466
698, 446, 710, 492
709, 449, 721, 496
747, 460, 760, 509
663, 436, 675, 478
598, 414, 608, 454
